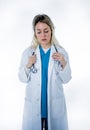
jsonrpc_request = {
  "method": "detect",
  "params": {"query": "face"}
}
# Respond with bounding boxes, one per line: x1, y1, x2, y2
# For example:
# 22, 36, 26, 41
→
35, 22, 52, 48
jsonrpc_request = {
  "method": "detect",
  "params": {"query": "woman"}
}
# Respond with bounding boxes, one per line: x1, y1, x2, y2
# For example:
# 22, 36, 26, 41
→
18, 14, 72, 130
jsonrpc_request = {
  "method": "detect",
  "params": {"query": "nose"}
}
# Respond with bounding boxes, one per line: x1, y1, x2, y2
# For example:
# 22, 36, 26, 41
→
41, 31, 46, 37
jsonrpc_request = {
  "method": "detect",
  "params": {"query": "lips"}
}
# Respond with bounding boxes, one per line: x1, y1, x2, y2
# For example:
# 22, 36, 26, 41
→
41, 39, 47, 41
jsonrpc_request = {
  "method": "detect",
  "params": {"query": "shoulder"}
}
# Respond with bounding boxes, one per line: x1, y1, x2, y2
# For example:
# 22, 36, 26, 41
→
55, 44, 69, 59
22, 46, 34, 57
54, 44, 67, 54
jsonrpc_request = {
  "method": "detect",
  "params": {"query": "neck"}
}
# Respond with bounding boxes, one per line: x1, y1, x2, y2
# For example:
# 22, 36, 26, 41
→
40, 43, 51, 49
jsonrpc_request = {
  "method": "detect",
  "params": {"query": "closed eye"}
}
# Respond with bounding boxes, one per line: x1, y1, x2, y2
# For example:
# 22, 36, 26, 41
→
37, 32, 41, 34
44, 30, 49, 33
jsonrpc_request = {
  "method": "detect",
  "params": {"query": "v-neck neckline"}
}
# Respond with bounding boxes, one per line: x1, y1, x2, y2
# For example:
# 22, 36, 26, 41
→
39, 45, 51, 56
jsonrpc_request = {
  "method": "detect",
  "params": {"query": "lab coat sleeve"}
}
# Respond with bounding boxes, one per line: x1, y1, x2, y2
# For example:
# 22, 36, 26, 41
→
57, 48, 72, 84
18, 48, 31, 83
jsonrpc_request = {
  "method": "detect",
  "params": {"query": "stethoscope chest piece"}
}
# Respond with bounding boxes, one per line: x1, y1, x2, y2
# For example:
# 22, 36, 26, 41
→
32, 67, 37, 73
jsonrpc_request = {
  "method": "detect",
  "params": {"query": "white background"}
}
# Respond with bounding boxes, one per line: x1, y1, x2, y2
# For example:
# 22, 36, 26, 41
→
0, 0, 90, 130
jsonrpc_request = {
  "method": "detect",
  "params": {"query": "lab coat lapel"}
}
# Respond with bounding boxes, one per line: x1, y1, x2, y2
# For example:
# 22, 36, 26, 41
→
35, 45, 41, 69
48, 45, 54, 82
47, 45, 55, 130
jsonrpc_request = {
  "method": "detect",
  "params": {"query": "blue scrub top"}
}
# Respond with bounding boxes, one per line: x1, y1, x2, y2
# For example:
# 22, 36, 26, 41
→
39, 45, 51, 118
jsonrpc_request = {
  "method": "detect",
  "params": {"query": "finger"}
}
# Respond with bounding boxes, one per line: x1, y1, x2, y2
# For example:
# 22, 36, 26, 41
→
53, 53, 61, 57
52, 52, 58, 56
32, 55, 36, 59
32, 57, 37, 62
52, 54, 60, 59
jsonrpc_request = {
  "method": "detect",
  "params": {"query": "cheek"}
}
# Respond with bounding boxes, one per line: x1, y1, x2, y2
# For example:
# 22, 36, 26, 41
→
47, 33, 52, 40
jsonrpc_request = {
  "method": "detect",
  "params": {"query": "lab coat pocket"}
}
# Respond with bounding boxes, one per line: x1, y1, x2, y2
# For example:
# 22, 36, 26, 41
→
51, 98, 64, 119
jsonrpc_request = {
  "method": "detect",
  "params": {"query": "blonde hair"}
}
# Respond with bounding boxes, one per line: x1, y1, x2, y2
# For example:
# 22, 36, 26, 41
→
31, 14, 61, 49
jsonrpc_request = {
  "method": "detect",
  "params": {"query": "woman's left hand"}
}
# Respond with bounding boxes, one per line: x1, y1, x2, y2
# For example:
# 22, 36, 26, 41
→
52, 52, 67, 69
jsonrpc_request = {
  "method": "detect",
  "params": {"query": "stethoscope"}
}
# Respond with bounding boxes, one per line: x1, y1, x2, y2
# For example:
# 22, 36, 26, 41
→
53, 44, 61, 66
30, 44, 60, 74
30, 51, 37, 73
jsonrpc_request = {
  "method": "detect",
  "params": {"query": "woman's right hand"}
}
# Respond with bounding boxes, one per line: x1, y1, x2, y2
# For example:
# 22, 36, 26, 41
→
26, 54, 36, 68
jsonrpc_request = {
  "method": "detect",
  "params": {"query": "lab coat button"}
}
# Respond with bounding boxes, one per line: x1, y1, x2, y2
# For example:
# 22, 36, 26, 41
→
36, 98, 39, 101
37, 113, 39, 116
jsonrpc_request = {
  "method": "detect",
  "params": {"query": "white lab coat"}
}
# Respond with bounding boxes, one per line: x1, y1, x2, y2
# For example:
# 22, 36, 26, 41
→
18, 44, 71, 130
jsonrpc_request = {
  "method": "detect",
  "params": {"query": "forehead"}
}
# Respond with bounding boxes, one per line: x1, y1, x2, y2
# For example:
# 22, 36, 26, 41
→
35, 22, 50, 30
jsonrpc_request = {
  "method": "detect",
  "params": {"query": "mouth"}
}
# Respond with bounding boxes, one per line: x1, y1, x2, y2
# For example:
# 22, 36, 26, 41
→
41, 39, 47, 41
